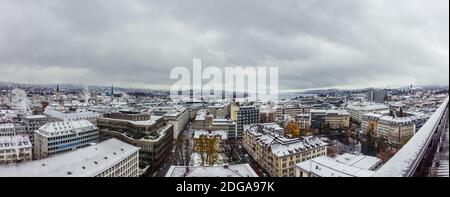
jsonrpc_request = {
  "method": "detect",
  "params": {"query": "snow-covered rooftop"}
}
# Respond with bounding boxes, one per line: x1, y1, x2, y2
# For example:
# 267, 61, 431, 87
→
0, 135, 32, 151
334, 153, 381, 170
165, 164, 258, 177
346, 103, 389, 111
245, 123, 327, 157
37, 120, 96, 137
100, 115, 162, 127
296, 155, 377, 177
194, 130, 228, 140
0, 138, 140, 177
24, 115, 47, 119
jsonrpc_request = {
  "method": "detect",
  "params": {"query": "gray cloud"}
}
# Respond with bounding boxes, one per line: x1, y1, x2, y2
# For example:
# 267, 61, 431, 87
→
0, 0, 448, 90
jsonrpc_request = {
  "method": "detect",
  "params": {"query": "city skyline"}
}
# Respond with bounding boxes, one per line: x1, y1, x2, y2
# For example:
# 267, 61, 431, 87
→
0, 0, 448, 91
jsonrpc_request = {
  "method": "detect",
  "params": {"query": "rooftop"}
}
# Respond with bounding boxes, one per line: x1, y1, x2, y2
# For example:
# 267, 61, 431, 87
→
245, 123, 327, 157
334, 153, 382, 170
165, 164, 258, 177
0, 135, 32, 150
100, 115, 162, 127
296, 155, 377, 177
0, 138, 140, 177
24, 115, 47, 119
37, 120, 97, 137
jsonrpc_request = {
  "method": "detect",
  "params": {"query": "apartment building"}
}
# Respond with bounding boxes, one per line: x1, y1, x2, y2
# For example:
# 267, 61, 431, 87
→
361, 113, 416, 147
242, 123, 327, 177
44, 107, 100, 124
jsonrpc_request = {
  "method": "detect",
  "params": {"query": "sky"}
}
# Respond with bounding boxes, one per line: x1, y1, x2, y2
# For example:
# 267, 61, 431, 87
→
0, 0, 448, 91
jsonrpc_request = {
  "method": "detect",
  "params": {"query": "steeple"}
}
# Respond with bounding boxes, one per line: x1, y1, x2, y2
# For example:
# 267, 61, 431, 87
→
111, 84, 114, 96
56, 85, 59, 92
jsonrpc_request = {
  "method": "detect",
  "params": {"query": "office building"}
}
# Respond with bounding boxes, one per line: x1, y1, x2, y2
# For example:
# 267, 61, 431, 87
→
34, 120, 99, 159
0, 138, 140, 177
44, 107, 100, 124
98, 112, 173, 168
236, 106, 259, 139
0, 123, 27, 137
22, 115, 48, 145
296, 113, 310, 130
309, 109, 350, 130
346, 103, 389, 123
193, 110, 237, 139
0, 135, 32, 165
366, 88, 386, 103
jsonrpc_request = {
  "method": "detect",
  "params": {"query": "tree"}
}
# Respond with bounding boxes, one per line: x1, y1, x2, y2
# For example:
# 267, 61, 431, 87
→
285, 121, 301, 137
323, 122, 331, 134
398, 107, 404, 117
376, 137, 386, 151
195, 135, 220, 166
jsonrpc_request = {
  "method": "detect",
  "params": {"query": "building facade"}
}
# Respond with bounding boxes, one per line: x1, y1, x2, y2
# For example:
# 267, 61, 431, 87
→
309, 109, 350, 131
0, 138, 140, 177
361, 113, 416, 147
346, 103, 389, 123
98, 112, 173, 168
242, 123, 327, 177
0, 135, 32, 165
34, 120, 99, 159
236, 106, 259, 139
366, 88, 386, 103
193, 110, 237, 139
22, 115, 48, 145
162, 106, 189, 139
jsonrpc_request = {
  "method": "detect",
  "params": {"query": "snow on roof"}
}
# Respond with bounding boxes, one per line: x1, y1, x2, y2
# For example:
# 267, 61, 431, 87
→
310, 109, 349, 116
0, 138, 140, 177
334, 153, 381, 170
373, 97, 449, 177
0, 135, 32, 150
245, 123, 327, 157
24, 115, 47, 119
0, 123, 15, 129
347, 103, 388, 111
165, 164, 258, 177
100, 115, 162, 127
296, 155, 376, 177
37, 120, 96, 137
194, 130, 228, 140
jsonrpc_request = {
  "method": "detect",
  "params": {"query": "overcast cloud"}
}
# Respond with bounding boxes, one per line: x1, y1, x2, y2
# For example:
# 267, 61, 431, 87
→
0, 0, 448, 90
